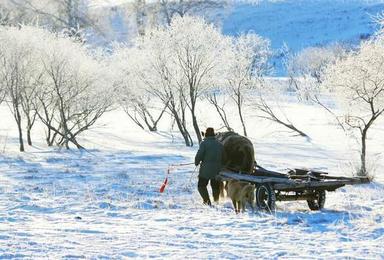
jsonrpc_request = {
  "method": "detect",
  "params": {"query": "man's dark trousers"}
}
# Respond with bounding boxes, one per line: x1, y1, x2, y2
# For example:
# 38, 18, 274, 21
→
198, 177, 220, 205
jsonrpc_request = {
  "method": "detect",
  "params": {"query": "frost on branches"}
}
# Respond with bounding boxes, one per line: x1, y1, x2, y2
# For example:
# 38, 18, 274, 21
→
111, 16, 231, 146
110, 16, 276, 145
111, 45, 167, 132
226, 33, 271, 137
164, 16, 230, 143
0, 25, 112, 151
286, 44, 347, 102
323, 39, 384, 176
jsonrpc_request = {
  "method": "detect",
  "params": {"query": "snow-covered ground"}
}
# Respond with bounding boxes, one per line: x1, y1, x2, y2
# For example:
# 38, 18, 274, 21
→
0, 91, 383, 258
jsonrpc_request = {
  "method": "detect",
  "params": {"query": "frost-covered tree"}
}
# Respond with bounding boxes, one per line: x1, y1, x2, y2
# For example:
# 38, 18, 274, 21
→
285, 44, 348, 130
158, 0, 226, 25
165, 16, 230, 143
10, 0, 82, 27
2, 0, 98, 36
0, 26, 45, 151
137, 27, 194, 146
226, 33, 271, 136
0, 42, 26, 151
323, 39, 384, 176
287, 45, 346, 83
0, 25, 112, 150
20, 69, 42, 146
286, 44, 347, 105
37, 33, 112, 149
128, 16, 228, 145
111, 45, 167, 132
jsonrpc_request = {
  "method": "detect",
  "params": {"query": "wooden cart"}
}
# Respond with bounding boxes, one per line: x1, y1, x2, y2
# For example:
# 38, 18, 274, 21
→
217, 166, 369, 211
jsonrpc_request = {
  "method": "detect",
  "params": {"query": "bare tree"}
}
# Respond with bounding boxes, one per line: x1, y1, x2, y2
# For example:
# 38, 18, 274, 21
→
158, 0, 227, 25
285, 44, 348, 129
111, 45, 167, 132
136, 29, 195, 146
169, 16, 230, 143
142, 47, 193, 146
121, 96, 168, 132
3, 0, 107, 40
35, 87, 60, 146
323, 39, 384, 176
253, 79, 309, 138
0, 26, 44, 151
0, 44, 28, 152
20, 75, 41, 146
39, 54, 111, 149
7, 0, 86, 29
226, 33, 271, 136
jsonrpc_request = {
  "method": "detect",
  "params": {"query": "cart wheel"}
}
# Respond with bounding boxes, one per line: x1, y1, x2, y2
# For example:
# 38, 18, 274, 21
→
307, 190, 326, 211
256, 184, 276, 212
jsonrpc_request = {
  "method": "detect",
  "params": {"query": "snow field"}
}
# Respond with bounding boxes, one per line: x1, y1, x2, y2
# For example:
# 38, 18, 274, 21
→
0, 90, 383, 258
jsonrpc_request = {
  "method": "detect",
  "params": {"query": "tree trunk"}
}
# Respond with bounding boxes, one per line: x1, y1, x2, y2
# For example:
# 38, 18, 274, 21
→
168, 100, 192, 147
191, 102, 202, 143
57, 92, 70, 149
174, 110, 192, 147
69, 134, 84, 150
26, 116, 32, 146
126, 110, 145, 130
15, 106, 24, 152
142, 109, 158, 132
39, 100, 56, 146
48, 132, 58, 146
359, 128, 367, 176
27, 127, 32, 146
47, 135, 52, 146
236, 95, 247, 137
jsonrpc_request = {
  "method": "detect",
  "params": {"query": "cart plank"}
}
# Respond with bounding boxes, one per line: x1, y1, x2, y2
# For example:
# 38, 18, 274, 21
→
218, 171, 295, 184
218, 170, 370, 192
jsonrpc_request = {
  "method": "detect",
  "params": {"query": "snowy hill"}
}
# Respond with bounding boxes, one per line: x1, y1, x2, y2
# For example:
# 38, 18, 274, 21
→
222, 0, 384, 74
223, 0, 383, 51
88, 0, 384, 74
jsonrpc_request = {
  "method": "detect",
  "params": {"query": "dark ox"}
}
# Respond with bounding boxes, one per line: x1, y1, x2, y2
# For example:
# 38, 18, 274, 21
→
216, 131, 255, 174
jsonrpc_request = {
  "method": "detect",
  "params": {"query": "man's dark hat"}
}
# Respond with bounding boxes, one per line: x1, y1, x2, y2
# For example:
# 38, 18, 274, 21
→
205, 127, 215, 137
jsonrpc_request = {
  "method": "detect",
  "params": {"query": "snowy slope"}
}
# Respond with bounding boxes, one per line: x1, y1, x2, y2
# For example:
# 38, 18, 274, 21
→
223, 0, 384, 51
0, 89, 383, 258
87, 0, 384, 74
223, 0, 384, 74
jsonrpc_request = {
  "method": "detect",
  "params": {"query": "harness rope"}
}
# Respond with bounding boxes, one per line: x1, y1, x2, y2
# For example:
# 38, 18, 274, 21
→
159, 162, 196, 193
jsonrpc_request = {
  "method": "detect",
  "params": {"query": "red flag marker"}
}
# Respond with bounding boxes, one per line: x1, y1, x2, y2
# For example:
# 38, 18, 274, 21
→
159, 177, 168, 193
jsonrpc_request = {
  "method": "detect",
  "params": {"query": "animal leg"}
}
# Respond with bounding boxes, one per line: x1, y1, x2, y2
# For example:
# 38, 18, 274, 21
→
249, 201, 255, 212
232, 199, 238, 213
240, 200, 245, 213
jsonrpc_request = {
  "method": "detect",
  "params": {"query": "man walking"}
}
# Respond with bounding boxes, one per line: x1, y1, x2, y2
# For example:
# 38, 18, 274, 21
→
195, 127, 223, 206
